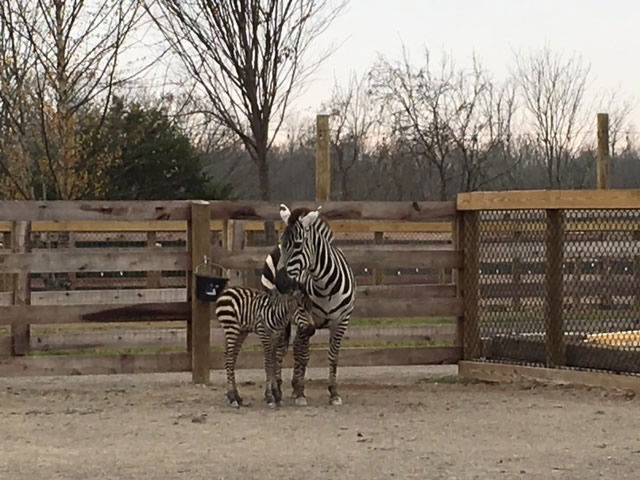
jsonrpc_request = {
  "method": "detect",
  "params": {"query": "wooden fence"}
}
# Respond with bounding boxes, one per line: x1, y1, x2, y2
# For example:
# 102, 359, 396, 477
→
3, 191, 638, 381
0, 200, 462, 380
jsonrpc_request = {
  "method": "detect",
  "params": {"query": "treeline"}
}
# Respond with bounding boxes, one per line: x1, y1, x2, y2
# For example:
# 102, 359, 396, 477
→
1, 2, 636, 202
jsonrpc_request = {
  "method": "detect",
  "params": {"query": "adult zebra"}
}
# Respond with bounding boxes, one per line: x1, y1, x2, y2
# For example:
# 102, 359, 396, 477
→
261, 204, 355, 406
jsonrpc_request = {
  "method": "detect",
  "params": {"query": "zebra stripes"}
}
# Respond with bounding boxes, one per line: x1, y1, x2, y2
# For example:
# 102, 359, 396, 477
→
215, 286, 312, 408
269, 203, 356, 406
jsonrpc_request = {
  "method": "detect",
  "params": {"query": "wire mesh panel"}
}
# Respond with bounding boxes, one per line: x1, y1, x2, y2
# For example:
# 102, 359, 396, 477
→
563, 209, 640, 373
464, 206, 640, 375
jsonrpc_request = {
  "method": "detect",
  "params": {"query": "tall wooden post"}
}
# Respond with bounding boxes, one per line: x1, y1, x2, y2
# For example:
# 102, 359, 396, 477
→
225, 220, 245, 286
461, 211, 481, 359
453, 214, 466, 354
315, 113, 330, 202
189, 200, 211, 384
11, 221, 31, 355
545, 209, 566, 367
146, 231, 162, 288
597, 113, 610, 189
372, 231, 384, 285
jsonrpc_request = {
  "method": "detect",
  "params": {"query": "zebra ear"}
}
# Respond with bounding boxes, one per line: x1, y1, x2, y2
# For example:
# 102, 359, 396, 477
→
279, 204, 291, 223
300, 210, 319, 230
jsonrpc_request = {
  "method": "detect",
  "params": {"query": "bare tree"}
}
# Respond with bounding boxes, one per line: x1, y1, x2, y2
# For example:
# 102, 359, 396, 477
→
0, 0, 141, 200
0, 3, 40, 199
324, 73, 379, 200
514, 47, 590, 189
370, 49, 518, 199
144, 0, 345, 202
369, 49, 456, 200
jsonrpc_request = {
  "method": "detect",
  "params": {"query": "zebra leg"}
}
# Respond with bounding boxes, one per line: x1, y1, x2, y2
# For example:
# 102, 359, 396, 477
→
225, 331, 248, 408
258, 328, 279, 408
291, 324, 315, 406
273, 323, 291, 402
327, 321, 348, 406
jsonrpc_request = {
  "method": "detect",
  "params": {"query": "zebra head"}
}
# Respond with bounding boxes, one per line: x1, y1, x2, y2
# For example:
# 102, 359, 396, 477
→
277, 203, 325, 285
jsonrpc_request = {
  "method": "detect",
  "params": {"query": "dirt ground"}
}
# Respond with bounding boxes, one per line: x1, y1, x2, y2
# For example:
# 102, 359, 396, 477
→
1, 365, 639, 480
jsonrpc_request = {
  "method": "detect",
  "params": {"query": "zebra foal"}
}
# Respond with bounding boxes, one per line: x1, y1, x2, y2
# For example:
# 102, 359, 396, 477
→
215, 286, 312, 408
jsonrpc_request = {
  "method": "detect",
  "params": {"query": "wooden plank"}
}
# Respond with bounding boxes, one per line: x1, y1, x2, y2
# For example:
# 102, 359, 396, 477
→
208, 201, 457, 222
31, 220, 188, 232
215, 246, 461, 270
0, 353, 191, 377
480, 280, 640, 299
189, 200, 212, 384
316, 114, 331, 202
31, 288, 186, 306
354, 296, 462, 317
459, 361, 640, 394
330, 221, 452, 233
0, 201, 191, 221
0, 219, 455, 234
0, 248, 188, 273
0, 292, 12, 305
357, 283, 456, 298
545, 209, 566, 367
27, 284, 454, 307
0, 302, 190, 325
8, 218, 638, 234
482, 336, 640, 375
23, 325, 457, 353
457, 189, 640, 211
0, 337, 10, 356
11, 221, 31, 356
0, 346, 461, 377
480, 220, 640, 233
216, 346, 462, 370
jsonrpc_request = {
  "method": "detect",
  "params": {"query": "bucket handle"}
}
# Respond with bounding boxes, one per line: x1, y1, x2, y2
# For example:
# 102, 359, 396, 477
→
194, 255, 224, 274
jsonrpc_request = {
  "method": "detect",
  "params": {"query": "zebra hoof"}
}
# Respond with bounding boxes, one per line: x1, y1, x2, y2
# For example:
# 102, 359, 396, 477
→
267, 401, 278, 409
229, 400, 240, 409
330, 396, 343, 406
294, 396, 308, 406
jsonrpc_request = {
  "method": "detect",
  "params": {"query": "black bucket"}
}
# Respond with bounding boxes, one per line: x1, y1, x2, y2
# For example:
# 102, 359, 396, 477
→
195, 273, 228, 302
194, 256, 228, 302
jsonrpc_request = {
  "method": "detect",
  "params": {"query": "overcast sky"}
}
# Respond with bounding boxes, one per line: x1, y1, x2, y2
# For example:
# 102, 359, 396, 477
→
292, 0, 640, 131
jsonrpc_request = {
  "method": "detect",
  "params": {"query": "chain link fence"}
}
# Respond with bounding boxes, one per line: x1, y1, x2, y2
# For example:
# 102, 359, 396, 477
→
463, 208, 640, 375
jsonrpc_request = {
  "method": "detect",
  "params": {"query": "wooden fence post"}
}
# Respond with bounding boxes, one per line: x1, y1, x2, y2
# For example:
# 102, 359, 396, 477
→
225, 220, 245, 286
452, 213, 466, 354
461, 211, 481, 359
315, 113, 330, 202
146, 231, 162, 288
189, 200, 211, 384
545, 209, 566, 367
372, 231, 384, 285
0, 231, 11, 292
597, 113, 610, 189
12, 221, 31, 355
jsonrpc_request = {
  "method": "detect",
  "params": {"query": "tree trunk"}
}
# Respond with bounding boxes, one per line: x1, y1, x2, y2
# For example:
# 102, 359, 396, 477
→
256, 148, 276, 244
